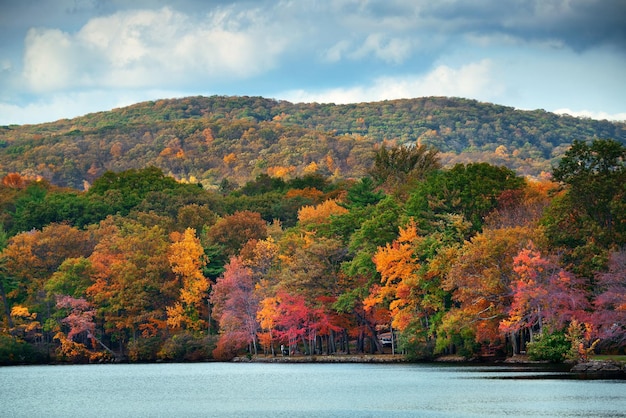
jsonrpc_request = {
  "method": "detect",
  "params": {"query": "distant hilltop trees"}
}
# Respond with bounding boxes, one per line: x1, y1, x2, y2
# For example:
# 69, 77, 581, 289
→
0, 95, 624, 189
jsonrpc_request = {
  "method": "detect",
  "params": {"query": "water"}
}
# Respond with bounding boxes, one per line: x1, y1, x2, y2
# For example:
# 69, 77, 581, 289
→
0, 362, 624, 417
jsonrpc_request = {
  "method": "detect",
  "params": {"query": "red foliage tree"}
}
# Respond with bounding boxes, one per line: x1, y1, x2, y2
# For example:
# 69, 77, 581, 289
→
592, 250, 626, 349
210, 257, 259, 359
500, 243, 589, 353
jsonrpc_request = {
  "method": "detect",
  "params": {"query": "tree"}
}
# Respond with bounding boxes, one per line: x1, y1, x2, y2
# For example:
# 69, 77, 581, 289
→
370, 143, 440, 194
550, 138, 626, 247
500, 243, 589, 354
592, 250, 626, 349
369, 222, 422, 332
86, 218, 175, 356
297, 199, 349, 227
44, 257, 94, 299
257, 295, 280, 355
277, 232, 347, 301
1, 223, 95, 318
166, 228, 210, 332
344, 177, 385, 208
367, 219, 458, 358
405, 163, 525, 233
269, 291, 339, 356
53, 295, 114, 361
205, 211, 267, 258
210, 257, 259, 359
438, 226, 536, 355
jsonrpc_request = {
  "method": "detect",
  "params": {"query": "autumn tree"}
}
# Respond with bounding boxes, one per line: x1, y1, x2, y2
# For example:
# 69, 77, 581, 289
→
370, 143, 440, 193
210, 257, 259, 360
500, 243, 589, 354
86, 218, 175, 358
367, 218, 465, 358
266, 291, 339, 356
297, 199, 349, 227
257, 295, 280, 355
54, 295, 114, 362
438, 226, 537, 356
369, 222, 422, 332
592, 250, 626, 350
166, 228, 210, 332
205, 210, 267, 259
1, 223, 95, 318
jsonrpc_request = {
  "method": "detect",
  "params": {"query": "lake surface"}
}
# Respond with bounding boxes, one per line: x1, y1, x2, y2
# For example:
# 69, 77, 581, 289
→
1, 362, 625, 417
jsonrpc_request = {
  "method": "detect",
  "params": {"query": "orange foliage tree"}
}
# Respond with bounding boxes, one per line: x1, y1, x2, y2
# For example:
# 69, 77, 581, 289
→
86, 219, 175, 353
438, 226, 536, 355
166, 228, 209, 332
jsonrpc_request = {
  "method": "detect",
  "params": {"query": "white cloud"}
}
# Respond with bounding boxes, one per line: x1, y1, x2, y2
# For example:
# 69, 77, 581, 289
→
20, 7, 288, 93
323, 40, 351, 63
23, 28, 83, 92
554, 108, 626, 122
349, 33, 413, 64
281, 59, 499, 104
0, 89, 188, 126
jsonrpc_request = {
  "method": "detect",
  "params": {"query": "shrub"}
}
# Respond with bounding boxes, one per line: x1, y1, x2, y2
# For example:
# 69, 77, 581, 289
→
526, 331, 569, 362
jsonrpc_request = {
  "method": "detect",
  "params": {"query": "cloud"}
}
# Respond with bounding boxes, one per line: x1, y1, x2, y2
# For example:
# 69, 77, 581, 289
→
2, 1, 624, 125
0, 89, 189, 126
554, 108, 626, 122
349, 34, 413, 64
21, 6, 288, 93
281, 59, 499, 104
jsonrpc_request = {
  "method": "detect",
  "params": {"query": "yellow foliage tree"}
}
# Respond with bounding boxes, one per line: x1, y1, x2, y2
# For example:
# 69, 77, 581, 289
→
167, 228, 210, 331
303, 161, 319, 174
267, 165, 295, 178
297, 199, 349, 225
223, 153, 236, 165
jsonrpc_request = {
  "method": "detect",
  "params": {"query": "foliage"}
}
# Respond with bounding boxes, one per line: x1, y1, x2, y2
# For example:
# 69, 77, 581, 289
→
0, 334, 45, 364
544, 139, 626, 277
526, 331, 570, 362
157, 332, 214, 362
0, 137, 624, 363
1, 96, 623, 190
370, 144, 440, 194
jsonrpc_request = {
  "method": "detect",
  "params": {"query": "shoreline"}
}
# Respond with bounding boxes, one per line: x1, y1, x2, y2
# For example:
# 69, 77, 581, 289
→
232, 354, 410, 363
232, 354, 626, 377
231, 353, 539, 364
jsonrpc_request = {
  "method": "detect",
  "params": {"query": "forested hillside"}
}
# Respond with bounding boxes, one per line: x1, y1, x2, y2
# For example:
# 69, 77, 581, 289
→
1, 138, 624, 364
1, 96, 624, 189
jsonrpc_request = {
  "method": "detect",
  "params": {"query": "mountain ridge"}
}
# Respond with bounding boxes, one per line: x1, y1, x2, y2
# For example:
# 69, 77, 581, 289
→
1, 95, 624, 189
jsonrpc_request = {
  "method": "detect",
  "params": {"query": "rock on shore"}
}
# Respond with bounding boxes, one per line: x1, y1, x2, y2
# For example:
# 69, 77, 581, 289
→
570, 360, 626, 377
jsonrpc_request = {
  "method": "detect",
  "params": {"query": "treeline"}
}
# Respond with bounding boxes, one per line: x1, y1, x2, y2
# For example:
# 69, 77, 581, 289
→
0, 139, 624, 364
1, 96, 624, 190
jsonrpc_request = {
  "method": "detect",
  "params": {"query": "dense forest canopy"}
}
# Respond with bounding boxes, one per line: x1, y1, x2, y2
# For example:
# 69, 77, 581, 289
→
1, 96, 624, 189
1, 135, 624, 364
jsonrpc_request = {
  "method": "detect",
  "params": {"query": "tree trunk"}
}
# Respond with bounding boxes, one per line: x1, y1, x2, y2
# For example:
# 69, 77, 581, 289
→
510, 331, 518, 355
353, 309, 384, 353
0, 279, 13, 329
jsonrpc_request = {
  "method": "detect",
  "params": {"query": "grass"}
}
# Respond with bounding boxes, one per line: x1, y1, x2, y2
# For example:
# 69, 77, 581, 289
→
590, 354, 626, 364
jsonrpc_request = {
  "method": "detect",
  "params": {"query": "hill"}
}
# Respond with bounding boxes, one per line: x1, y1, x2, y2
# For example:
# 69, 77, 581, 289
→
1, 95, 624, 189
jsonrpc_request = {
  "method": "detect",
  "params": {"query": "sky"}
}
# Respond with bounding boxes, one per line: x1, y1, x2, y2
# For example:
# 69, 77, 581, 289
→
1, 0, 625, 126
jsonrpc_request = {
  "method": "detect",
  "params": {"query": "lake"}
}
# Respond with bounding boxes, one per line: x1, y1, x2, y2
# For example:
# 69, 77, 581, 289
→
1, 362, 625, 417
